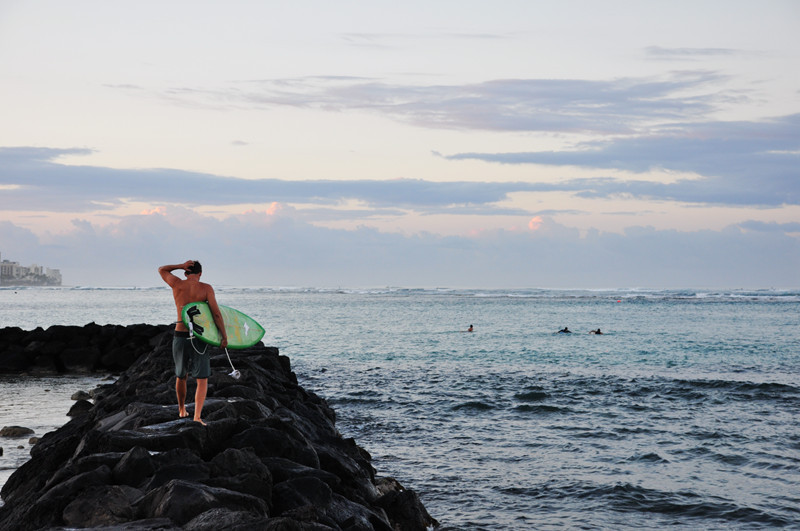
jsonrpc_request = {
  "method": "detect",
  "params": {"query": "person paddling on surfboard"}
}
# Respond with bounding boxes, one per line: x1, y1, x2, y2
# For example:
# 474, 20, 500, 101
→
158, 260, 227, 426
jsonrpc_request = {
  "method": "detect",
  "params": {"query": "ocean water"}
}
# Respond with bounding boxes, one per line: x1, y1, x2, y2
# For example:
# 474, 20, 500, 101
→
1, 286, 799, 529
0, 374, 106, 491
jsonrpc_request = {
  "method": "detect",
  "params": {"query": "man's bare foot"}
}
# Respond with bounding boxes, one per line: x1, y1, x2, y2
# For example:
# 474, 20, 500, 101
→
179, 408, 189, 418
194, 417, 206, 426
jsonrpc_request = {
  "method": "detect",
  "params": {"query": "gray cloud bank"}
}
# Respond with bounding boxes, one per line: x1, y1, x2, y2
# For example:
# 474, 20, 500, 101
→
2, 145, 799, 289
2, 137, 798, 212
0, 147, 529, 215
2, 209, 798, 289
2, 142, 797, 287
444, 114, 800, 207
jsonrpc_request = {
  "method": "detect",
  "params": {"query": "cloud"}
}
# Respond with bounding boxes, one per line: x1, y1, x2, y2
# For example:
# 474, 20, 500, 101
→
442, 114, 800, 207
2, 210, 797, 289
0, 146, 542, 215
102, 83, 144, 90
644, 46, 746, 61
111, 73, 799, 208
5, 112, 798, 217
161, 71, 728, 134
341, 30, 510, 51
738, 220, 800, 233
340, 33, 399, 50
0, 221, 40, 256
528, 216, 543, 231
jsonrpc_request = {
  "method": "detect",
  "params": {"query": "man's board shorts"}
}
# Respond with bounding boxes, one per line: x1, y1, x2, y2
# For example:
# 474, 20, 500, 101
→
172, 331, 211, 379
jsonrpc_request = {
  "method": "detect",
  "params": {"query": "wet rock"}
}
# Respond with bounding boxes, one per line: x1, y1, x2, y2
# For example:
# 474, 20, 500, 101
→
273, 476, 333, 515
264, 456, 342, 490
113, 446, 156, 487
59, 346, 101, 372
40, 340, 66, 357
184, 507, 266, 530
376, 482, 440, 530
141, 450, 211, 492
24, 340, 48, 354
206, 447, 273, 501
71, 390, 91, 400
0, 326, 26, 345
24, 465, 113, 529
31, 354, 59, 374
0, 347, 27, 372
137, 479, 269, 526
230, 425, 319, 468
67, 398, 94, 417
62, 484, 140, 527
0, 426, 34, 437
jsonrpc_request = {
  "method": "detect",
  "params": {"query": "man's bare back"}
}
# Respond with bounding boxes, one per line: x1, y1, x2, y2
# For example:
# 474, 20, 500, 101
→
158, 260, 226, 344
169, 278, 216, 332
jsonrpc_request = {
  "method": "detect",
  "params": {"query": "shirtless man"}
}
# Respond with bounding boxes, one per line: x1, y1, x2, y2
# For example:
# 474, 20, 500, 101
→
158, 260, 227, 425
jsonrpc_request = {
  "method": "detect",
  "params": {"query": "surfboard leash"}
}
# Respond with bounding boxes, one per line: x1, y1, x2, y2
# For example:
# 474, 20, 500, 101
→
186, 320, 209, 356
224, 348, 241, 380
185, 306, 240, 379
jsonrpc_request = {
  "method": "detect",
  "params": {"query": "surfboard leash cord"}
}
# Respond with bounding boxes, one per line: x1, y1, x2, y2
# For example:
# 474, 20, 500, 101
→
224, 348, 241, 379
186, 317, 240, 379
186, 321, 209, 356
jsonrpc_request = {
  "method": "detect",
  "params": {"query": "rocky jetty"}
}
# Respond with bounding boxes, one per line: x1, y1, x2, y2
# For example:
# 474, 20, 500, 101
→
0, 326, 437, 530
0, 323, 171, 374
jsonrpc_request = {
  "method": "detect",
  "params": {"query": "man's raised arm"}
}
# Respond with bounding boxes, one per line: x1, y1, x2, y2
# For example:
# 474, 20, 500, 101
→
159, 261, 193, 286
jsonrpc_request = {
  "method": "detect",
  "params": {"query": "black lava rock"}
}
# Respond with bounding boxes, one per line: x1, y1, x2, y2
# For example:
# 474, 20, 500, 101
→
0, 325, 438, 530
0, 323, 172, 374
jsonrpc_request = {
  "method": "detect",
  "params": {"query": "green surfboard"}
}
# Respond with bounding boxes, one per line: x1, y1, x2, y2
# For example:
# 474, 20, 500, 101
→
181, 302, 265, 349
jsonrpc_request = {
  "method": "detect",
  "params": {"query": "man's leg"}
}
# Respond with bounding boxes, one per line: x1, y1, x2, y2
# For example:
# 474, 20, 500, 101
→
176, 377, 188, 418
173, 332, 191, 419
193, 378, 208, 425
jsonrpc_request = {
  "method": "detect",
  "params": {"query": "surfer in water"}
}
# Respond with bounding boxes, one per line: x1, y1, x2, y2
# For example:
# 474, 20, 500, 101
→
558, 327, 571, 334
159, 260, 227, 425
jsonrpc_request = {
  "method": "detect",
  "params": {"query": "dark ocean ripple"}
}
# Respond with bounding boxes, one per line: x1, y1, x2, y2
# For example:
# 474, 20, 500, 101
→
282, 291, 800, 529
305, 365, 800, 529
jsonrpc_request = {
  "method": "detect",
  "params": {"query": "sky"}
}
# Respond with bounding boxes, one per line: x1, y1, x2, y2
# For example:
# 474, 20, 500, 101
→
1, 0, 798, 288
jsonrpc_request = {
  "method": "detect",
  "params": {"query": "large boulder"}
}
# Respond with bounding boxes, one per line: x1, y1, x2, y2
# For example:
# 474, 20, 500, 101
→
0, 426, 35, 438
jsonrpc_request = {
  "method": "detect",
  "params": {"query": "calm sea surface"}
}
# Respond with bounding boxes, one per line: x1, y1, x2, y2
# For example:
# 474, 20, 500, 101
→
1, 286, 798, 529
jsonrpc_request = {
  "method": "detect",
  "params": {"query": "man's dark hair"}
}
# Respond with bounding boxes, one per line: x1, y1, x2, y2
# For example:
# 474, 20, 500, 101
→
186, 261, 202, 275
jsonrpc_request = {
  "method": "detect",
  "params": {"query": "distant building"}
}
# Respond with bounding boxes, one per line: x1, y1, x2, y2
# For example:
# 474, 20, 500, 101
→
0, 252, 62, 286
